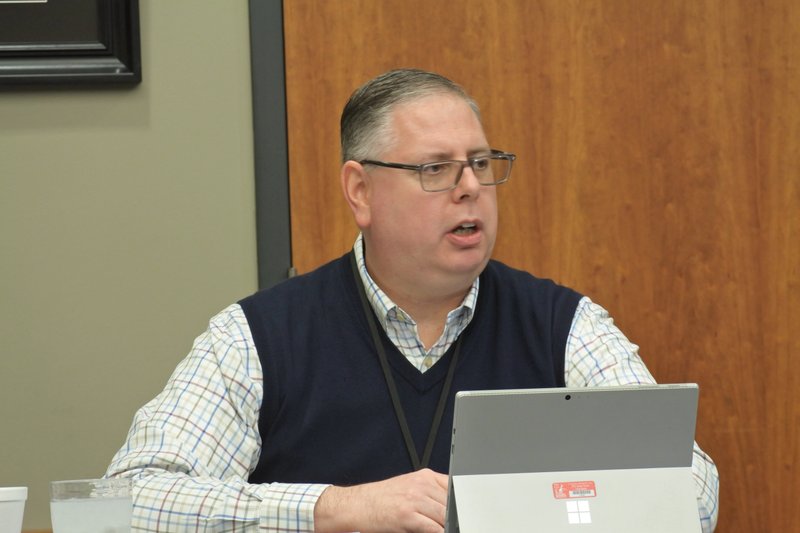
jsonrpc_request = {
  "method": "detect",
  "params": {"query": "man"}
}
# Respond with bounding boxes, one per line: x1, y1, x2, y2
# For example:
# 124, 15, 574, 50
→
107, 69, 719, 532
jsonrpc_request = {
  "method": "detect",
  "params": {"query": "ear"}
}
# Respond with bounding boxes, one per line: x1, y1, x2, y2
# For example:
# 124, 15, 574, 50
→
341, 160, 372, 229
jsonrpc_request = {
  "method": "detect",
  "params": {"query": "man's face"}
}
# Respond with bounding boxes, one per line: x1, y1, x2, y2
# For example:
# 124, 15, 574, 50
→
359, 93, 498, 295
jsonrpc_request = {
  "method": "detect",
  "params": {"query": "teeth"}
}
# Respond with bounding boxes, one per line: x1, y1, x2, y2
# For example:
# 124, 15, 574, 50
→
453, 223, 477, 235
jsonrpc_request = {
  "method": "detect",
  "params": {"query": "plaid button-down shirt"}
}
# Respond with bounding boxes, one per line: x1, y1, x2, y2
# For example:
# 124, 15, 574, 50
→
107, 236, 719, 532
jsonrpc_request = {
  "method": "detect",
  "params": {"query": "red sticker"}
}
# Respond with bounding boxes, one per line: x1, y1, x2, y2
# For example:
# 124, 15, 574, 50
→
552, 481, 597, 499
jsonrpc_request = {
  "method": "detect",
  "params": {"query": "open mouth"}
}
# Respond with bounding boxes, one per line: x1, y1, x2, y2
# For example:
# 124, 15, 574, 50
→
452, 222, 478, 236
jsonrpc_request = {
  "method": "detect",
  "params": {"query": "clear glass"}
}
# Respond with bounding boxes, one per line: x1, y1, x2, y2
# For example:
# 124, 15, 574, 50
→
419, 155, 512, 191
50, 478, 131, 533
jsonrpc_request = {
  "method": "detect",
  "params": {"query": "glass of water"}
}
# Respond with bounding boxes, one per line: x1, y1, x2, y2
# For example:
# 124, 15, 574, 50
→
50, 478, 132, 533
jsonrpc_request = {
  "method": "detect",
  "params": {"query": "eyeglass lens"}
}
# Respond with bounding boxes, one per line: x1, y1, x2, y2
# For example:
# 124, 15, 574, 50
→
420, 157, 511, 191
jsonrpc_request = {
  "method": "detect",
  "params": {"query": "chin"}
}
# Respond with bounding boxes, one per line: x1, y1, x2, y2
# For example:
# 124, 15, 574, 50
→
446, 252, 491, 278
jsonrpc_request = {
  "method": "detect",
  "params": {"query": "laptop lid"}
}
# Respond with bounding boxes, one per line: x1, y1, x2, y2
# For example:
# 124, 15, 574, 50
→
444, 384, 701, 533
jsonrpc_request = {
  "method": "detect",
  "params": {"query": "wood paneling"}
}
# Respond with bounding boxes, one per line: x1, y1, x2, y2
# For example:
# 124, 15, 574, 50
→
283, 1, 799, 530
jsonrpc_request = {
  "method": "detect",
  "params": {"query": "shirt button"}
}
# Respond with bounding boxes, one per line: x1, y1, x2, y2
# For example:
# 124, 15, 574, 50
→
423, 357, 433, 369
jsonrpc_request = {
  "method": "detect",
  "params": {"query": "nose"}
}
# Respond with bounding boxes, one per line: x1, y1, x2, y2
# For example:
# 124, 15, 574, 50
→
452, 163, 482, 200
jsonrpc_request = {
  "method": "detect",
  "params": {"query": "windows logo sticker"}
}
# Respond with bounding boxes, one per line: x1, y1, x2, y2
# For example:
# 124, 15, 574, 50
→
566, 500, 592, 524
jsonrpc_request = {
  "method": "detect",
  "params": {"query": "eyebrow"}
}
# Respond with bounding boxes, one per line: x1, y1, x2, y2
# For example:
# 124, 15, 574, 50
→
420, 147, 493, 162
467, 148, 494, 158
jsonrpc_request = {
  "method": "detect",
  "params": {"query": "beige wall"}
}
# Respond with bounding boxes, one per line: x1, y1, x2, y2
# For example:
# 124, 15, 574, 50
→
0, 2, 257, 529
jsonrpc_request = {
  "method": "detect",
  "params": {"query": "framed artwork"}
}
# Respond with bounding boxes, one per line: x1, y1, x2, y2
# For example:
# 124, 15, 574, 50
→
0, 0, 141, 86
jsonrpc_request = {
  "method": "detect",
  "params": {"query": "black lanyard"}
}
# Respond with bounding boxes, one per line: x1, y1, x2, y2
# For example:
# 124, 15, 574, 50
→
350, 251, 463, 470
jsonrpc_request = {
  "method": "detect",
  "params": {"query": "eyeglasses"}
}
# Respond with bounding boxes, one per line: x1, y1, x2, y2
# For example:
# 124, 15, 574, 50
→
360, 149, 516, 192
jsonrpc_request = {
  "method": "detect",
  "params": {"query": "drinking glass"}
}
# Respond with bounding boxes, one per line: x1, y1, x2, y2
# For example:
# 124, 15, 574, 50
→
50, 478, 131, 533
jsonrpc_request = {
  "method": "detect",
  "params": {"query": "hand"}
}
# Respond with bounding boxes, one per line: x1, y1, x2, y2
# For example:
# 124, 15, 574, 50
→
314, 468, 450, 533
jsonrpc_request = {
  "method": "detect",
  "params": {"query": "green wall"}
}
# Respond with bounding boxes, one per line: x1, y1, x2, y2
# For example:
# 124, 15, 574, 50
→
0, 2, 258, 529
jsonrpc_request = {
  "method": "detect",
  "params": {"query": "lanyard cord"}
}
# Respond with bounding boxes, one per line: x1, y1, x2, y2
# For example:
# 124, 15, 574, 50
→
349, 251, 463, 470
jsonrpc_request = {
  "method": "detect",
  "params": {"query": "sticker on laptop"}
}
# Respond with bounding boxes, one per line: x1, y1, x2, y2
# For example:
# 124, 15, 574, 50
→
552, 481, 597, 499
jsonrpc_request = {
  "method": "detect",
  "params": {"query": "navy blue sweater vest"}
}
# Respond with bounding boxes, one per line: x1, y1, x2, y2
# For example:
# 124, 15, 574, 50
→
240, 253, 581, 486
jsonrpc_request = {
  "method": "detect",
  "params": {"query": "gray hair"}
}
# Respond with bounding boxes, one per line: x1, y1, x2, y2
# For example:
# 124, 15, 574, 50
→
340, 68, 481, 163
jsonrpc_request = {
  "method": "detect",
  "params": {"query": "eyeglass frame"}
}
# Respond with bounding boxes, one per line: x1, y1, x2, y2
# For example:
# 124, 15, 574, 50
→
359, 149, 516, 192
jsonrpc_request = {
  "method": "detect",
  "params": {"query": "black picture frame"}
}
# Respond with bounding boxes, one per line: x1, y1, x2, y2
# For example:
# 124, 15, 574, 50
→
0, 0, 141, 87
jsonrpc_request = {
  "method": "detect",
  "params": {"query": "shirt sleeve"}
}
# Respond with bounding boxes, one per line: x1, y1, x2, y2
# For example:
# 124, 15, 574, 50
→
105, 304, 329, 532
564, 297, 720, 532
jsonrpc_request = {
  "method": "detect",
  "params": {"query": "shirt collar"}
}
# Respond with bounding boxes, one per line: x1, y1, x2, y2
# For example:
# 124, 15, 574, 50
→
352, 233, 479, 328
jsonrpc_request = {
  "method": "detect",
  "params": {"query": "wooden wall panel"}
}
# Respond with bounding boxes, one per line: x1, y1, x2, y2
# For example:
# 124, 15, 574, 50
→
283, 1, 799, 531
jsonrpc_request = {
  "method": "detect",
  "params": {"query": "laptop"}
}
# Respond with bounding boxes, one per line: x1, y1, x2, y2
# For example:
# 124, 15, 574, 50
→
444, 384, 702, 533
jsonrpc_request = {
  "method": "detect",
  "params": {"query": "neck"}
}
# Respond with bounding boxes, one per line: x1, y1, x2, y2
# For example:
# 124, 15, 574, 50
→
365, 263, 473, 350
400, 296, 464, 351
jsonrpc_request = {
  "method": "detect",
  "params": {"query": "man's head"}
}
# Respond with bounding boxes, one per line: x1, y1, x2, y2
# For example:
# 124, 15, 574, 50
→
341, 69, 481, 163
340, 69, 506, 305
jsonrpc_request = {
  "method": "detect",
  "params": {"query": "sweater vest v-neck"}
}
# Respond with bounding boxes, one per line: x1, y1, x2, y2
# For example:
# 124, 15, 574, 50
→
240, 253, 581, 485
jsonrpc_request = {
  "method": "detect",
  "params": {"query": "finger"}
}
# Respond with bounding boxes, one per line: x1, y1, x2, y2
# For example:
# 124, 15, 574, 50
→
421, 485, 448, 524
415, 499, 447, 530
416, 516, 446, 533
419, 468, 449, 489
417, 473, 448, 506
